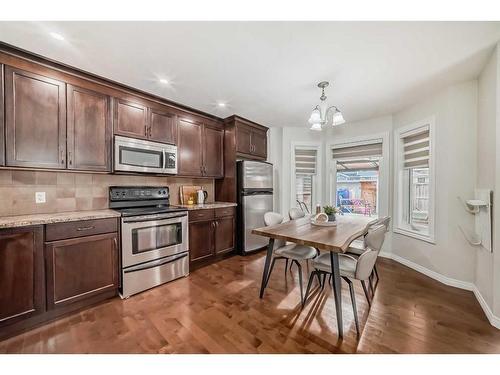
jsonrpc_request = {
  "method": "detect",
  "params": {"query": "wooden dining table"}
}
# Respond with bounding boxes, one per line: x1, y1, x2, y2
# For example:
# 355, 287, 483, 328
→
252, 214, 377, 338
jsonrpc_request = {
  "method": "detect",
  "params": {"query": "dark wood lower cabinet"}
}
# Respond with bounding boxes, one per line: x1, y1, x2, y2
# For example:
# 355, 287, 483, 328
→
188, 208, 236, 269
45, 232, 118, 309
0, 220, 119, 340
0, 226, 45, 328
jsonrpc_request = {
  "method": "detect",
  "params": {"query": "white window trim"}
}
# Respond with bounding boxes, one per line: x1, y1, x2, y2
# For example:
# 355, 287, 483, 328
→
393, 117, 436, 244
327, 132, 390, 220
291, 142, 322, 212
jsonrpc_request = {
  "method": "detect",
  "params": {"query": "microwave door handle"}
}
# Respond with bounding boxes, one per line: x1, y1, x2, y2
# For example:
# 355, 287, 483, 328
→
162, 150, 167, 172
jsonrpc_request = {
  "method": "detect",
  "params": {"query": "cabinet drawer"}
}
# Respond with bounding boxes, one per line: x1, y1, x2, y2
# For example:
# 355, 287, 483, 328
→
188, 209, 215, 222
215, 206, 235, 218
45, 218, 118, 242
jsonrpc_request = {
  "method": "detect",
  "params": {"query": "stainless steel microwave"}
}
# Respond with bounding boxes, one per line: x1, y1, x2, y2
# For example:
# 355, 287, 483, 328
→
114, 135, 177, 175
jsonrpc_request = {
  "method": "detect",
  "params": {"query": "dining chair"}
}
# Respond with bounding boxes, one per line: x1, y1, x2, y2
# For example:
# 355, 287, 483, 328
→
288, 207, 306, 220
303, 225, 387, 336
263, 212, 317, 305
347, 216, 391, 287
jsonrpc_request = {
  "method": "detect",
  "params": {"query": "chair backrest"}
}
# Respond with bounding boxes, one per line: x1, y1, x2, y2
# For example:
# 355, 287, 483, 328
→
355, 225, 386, 280
263, 212, 286, 249
372, 216, 391, 232
289, 207, 305, 220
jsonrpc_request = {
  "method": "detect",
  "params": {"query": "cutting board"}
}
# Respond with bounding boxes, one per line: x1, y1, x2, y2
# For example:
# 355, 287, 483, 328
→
180, 185, 202, 205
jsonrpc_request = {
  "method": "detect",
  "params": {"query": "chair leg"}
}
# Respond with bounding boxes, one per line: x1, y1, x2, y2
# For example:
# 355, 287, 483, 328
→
369, 274, 375, 296
342, 276, 360, 337
361, 280, 371, 307
315, 271, 322, 287
303, 271, 317, 307
293, 260, 304, 305
374, 265, 380, 284
285, 258, 289, 274
321, 273, 327, 291
265, 257, 278, 288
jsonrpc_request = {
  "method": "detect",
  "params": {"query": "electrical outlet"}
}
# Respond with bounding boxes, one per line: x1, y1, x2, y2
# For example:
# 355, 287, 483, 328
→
35, 192, 46, 204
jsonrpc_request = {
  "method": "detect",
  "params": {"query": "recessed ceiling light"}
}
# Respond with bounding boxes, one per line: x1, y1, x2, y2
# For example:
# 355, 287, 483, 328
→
159, 78, 169, 84
49, 32, 65, 41
217, 102, 226, 108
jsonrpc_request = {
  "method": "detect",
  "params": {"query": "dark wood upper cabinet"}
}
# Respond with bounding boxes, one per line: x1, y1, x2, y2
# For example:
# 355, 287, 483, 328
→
235, 124, 252, 155
149, 107, 177, 144
67, 85, 112, 171
0, 64, 4, 166
189, 220, 214, 262
5, 66, 66, 169
214, 216, 235, 255
0, 226, 45, 328
177, 118, 204, 176
45, 232, 118, 309
250, 130, 267, 159
203, 124, 224, 178
114, 98, 148, 139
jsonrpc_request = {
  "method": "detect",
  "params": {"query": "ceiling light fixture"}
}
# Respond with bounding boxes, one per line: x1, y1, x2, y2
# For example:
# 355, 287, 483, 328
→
159, 78, 169, 84
308, 81, 345, 131
49, 32, 65, 41
217, 102, 226, 108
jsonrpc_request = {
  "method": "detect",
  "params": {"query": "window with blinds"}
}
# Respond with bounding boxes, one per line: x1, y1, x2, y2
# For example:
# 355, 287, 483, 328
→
295, 149, 317, 175
294, 148, 317, 213
402, 127, 430, 168
394, 121, 434, 242
332, 140, 382, 171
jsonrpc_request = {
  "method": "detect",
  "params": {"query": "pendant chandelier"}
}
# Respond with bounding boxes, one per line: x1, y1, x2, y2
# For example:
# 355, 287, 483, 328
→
308, 81, 345, 131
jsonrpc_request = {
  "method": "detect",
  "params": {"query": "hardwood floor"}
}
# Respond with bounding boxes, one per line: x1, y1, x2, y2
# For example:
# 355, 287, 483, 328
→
1, 252, 500, 353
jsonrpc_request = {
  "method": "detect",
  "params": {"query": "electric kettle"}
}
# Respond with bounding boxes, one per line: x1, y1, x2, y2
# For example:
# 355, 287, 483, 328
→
197, 189, 208, 204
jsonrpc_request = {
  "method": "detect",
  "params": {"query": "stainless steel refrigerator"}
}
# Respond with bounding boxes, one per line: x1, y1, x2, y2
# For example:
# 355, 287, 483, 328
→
237, 160, 273, 254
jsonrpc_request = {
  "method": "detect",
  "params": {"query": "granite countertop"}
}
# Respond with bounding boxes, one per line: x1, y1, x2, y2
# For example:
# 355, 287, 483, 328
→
174, 202, 237, 210
0, 209, 121, 229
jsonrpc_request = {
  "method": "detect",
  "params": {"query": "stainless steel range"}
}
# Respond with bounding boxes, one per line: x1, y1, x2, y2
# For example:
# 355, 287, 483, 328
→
109, 186, 188, 298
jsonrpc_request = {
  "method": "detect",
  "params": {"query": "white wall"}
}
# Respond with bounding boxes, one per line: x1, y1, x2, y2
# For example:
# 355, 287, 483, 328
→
392, 80, 478, 283
476, 48, 497, 309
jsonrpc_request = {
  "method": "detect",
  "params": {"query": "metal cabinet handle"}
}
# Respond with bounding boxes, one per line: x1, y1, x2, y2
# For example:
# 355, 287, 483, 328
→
76, 225, 95, 231
145, 125, 148, 136
60, 150, 65, 164
68, 151, 72, 166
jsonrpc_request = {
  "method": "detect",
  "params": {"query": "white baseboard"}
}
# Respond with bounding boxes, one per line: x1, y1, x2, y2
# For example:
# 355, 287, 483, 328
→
379, 251, 500, 329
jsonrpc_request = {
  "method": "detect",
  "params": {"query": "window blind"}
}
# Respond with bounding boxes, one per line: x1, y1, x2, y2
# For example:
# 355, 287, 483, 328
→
402, 127, 430, 168
295, 148, 317, 175
331, 140, 383, 160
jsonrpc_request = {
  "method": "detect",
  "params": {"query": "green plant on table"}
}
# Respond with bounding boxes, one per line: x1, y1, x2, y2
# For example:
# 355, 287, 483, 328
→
323, 205, 338, 215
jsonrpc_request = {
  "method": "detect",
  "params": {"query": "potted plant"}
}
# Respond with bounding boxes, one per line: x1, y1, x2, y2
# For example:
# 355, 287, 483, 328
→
323, 205, 338, 222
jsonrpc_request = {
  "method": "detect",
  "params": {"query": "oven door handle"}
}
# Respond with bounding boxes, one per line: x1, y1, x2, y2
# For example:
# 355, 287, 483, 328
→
123, 252, 188, 274
122, 212, 187, 223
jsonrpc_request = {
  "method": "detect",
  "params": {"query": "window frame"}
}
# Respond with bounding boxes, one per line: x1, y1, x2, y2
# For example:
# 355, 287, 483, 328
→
393, 117, 436, 244
291, 142, 322, 213
328, 132, 390, 220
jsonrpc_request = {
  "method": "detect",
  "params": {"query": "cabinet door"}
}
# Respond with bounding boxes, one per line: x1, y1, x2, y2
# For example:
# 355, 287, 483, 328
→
214, 216, 235, 254
5, 66, 66, 169
149, 107, 177, 144
177, 118, 203, 176
203, 124, 224, 177
67, 85, 112, 171
189, 221, 214, 262
0, 64, 4, 166
45, 233, 118, 309
251, 130, 267, 159
236, 124, 252, 155
0, 226, 45, 327
114, 98, 148, 139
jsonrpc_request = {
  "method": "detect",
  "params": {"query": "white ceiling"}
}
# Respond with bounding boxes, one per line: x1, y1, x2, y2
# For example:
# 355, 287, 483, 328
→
1, 21, 499, 127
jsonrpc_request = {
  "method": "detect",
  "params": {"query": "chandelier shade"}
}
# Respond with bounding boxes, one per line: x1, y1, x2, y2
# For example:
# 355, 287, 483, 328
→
307, 81, 346, 130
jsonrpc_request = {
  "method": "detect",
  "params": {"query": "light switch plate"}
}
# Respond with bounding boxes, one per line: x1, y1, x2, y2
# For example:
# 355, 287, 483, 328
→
35, 192, 46, 204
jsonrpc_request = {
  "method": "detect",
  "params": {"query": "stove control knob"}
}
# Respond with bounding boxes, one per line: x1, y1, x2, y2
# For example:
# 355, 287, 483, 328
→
162, 190, 167, 195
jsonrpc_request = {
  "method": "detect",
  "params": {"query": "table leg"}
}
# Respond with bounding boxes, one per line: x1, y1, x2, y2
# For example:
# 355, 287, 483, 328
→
330, 251, 343, 338
259, 238, 275, 298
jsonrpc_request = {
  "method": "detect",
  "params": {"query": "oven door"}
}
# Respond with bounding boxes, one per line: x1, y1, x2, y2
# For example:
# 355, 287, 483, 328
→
121, 212, 188, 268
114, 135, 166, 174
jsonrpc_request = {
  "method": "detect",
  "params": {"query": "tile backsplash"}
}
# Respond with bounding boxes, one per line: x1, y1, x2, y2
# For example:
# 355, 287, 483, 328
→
0, 170, 214, 217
